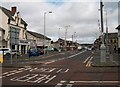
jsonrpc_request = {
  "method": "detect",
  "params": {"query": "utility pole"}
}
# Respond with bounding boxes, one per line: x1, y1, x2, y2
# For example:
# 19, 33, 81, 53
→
64, 27, 67, 51
58, 28, 61, 52
100, 0, 106, 63
105, 10, 109, 54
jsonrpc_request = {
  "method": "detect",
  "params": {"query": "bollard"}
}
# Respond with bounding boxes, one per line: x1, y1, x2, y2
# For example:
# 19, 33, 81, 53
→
100, 44, 106, 63
0, 53, 3, 63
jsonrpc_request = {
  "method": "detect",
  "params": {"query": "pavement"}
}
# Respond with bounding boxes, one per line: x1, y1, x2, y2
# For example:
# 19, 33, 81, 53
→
92, 49, 120, 67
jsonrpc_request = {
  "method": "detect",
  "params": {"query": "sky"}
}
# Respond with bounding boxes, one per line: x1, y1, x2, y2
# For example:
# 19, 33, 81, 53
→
1, 0, 119, 44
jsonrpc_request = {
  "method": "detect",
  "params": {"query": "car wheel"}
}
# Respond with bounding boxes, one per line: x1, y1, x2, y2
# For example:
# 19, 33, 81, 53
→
5, 53, 11, 59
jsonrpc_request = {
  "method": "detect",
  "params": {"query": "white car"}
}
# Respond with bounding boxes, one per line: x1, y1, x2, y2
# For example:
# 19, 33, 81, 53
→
0, 48, 19, 55
0, 48, 11, 55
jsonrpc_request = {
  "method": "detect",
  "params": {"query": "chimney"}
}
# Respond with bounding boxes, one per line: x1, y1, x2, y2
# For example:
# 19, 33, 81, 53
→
11, 6, 17, 15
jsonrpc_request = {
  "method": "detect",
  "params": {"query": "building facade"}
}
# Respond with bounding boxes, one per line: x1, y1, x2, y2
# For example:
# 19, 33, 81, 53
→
27, 31, 51, 49
116, 25, 120, 53
105, 32, 118, 52
0, 6, 29, 54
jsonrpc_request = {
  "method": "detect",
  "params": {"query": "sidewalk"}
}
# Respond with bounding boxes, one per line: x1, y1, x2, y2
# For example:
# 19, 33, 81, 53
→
1, 51, 61, 68
92, 50, 120, 67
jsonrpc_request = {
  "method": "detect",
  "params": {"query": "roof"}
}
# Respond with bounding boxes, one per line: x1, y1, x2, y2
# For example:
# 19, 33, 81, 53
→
0, 27, 5, 31
0, 6, 27, 25
27, 31, 51, 40
116, 25, 120, 30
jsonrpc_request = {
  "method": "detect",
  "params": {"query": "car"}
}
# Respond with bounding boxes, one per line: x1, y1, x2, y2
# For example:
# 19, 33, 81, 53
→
0, 48, 11, 55
0, 48, 11, 59
29, 48, 40, 57
87, 48, 92, 51
0, 48, 20, 59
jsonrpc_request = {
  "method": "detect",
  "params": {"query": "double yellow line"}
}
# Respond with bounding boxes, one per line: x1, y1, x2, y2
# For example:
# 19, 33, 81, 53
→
83, 55, 93, 67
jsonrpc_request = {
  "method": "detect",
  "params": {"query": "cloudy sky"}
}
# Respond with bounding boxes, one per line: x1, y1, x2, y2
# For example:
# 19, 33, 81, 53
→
1, 0, 119, 44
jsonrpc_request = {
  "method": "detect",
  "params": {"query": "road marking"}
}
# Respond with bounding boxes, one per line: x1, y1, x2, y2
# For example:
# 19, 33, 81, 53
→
57, 69, 63, 73
70, 80, 120, 84
44, 60, 55, 64
60, 81, 67, 83
65, 69, 69, 72
86, 57, 93, 67
11, 74, 56, 84
67, 51, 85, 59
66, 84, 73, 87
43, 51, 86, 65
44, 75, 56, 83
55, 80, 119, 87
55, 83, 63, 87
55, 80, 67, 87
83, 56, 91, 64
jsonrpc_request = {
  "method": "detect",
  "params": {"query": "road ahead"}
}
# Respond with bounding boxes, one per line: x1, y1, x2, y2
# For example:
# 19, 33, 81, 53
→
1, 50, 119, 87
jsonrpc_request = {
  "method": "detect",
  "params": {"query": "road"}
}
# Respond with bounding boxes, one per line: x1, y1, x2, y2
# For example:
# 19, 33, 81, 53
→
1, 50, 120, 87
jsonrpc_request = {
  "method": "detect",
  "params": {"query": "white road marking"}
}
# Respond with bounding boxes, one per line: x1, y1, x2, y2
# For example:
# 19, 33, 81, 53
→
44, 75, 56, 83
43, 51, 86, 65
65, 69, 69, 72
56, 80, 119, 87
70, 80, 119, 84
60, 81, 67, 83
57, 69, 62, 73
44, 61, 55, 64
55, 83, 63, 87
67, 51, 85, 59
66, 84, 73, 87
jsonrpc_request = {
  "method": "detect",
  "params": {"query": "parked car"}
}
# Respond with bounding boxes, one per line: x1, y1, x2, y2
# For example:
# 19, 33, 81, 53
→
0, 48, 11, 55
29, 48, 40, 57
0, 48, 11, 59
0, 48, 20, 59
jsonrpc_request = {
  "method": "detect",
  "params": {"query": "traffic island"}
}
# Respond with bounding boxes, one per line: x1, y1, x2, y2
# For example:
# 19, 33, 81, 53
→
91, 50, 120, 67
92, 61, 120, 67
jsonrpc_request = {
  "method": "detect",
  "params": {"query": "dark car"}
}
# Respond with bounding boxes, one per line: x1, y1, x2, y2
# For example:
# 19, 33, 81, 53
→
29, 48, 40, 57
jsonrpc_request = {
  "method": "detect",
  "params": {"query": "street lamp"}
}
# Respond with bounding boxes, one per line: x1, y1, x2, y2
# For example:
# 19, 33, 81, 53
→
43, 11, 52, 54
64, 25, 70, 51
104, 10, 109, 54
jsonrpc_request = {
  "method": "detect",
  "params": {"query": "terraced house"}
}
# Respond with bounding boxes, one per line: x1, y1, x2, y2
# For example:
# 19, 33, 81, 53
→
0, 6, 29, 54
116, 25, 120, 53
27, 30, 51, 49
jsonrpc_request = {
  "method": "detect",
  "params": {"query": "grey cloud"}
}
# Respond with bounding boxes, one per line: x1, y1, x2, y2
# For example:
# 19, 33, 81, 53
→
1, 1, 118, 43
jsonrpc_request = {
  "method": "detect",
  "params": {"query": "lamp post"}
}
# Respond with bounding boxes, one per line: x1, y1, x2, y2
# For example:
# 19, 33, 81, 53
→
64, 25, 70, 51
100, 0, 106, 63
43, 11, 52, 54
104, 10, 109, 54
58, 28, 61, 52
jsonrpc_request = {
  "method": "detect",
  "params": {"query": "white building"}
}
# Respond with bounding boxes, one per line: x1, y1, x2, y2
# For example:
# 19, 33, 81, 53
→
27, 30, 51, 49
0, 6, 29, 54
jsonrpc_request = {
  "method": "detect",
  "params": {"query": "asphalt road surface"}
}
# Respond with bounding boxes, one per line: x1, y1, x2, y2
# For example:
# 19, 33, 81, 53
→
1, 50, 120, 87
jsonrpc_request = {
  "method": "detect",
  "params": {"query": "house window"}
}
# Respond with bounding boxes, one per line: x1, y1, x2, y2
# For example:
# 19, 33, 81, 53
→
10, 26, 20, 45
